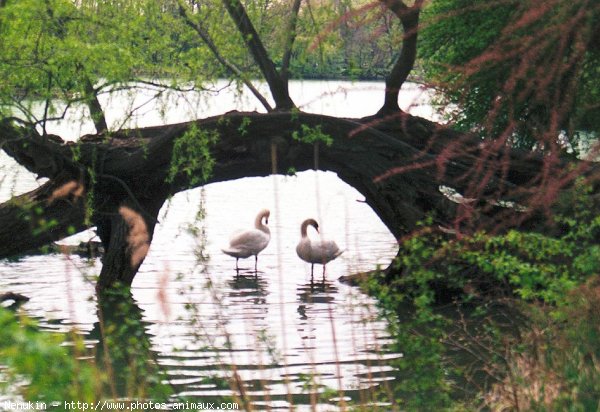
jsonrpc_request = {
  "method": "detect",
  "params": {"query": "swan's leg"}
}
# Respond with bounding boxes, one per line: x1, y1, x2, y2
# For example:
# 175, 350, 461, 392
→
310, 263, 314, 277
254, 255, 258, 271
235, 258, 239, 270
322, 265, 326, 277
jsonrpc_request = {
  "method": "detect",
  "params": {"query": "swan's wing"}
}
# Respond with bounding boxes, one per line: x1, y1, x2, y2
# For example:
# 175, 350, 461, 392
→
228, 229, 270, 253
299, 239, 343, 264
316, 239, 343, 262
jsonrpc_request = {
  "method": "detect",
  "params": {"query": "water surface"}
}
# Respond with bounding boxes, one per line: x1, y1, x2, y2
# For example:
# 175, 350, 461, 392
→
0, 80, 434, 409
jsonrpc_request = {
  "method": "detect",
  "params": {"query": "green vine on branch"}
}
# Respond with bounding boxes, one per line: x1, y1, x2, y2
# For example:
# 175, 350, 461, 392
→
167, 124, 219, 187
292, 124, 333, 146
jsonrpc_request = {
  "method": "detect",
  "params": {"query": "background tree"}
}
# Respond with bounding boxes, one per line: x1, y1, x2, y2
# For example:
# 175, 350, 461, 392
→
419, 0, 600, 154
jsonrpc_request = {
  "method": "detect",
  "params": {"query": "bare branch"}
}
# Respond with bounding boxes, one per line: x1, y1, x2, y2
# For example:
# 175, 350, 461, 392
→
377, 0, 423, 114
83, 77, 109, 133
221, 0, 295, 110
176, 0, 273, 112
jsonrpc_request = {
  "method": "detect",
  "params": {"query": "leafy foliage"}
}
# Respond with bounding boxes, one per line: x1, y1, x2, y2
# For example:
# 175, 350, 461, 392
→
0, 287, 173, 404
483, 277, 600, 410
0, 0, 401, 130
392, 188, 599, 305
283, 1, 401, 79
167, 124, 219, 187
291, 124, 333, 146
0, 0, 220, 127
0, 308, 98, 402
420, 0, 600, 153
365, 185, 599, 409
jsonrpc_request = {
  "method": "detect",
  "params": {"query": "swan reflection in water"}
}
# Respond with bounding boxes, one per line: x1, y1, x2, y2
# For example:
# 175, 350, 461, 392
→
227, 272, 269, 306
296, 278, 338, 321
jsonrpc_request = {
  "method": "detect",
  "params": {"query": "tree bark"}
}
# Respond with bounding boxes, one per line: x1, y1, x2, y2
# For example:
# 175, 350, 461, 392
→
94, 193, 167, 290
83, 77, 108, 134
222, 0, 295, 110
378, 0, 423, 114
0, 177, 88, 257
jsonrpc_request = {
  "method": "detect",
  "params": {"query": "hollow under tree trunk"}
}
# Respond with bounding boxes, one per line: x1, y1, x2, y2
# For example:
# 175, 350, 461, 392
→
1, 111, 598, 289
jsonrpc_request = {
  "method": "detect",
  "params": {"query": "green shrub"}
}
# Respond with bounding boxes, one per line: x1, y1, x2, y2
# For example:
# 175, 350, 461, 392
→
0, 308, 99, 402
364, 187, 599, 410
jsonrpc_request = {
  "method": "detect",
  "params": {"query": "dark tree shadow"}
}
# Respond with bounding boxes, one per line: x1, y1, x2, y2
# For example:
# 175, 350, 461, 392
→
88, 286, 172, 400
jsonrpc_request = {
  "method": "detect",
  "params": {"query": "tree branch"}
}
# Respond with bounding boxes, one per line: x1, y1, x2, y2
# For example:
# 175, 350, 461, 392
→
0, 178, 88, 257
377, 0, 423, 114
281, 0, 303, 82
2, 110, 597, 291
83, 76, 109, 133
176, 1, 273, 112
42, 0, 108, 133
0, 120, 78, 179
221, 0, 295, 110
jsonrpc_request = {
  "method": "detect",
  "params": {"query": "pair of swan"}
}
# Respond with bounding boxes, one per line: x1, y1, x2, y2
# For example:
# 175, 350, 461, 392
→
222, 209, 343, 275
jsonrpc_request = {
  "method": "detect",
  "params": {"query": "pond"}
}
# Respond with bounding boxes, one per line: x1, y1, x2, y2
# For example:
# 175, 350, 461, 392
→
0, 80, 435, 410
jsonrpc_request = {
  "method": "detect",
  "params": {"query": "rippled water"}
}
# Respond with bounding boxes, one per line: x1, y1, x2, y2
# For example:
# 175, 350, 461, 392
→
0, 81, 434, 409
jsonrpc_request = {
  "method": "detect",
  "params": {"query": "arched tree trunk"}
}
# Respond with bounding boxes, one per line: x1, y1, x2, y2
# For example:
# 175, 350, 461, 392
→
2, 111, 597, 289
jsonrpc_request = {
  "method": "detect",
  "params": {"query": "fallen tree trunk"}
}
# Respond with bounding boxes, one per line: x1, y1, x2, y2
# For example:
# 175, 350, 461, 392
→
0, 176, 88, 257
1, 111, 598, 288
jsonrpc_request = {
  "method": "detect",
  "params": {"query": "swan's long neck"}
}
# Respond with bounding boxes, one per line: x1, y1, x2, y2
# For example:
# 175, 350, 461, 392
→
255, 210, 270, 234
300, 221, 309, 237
300, 219, 318, 237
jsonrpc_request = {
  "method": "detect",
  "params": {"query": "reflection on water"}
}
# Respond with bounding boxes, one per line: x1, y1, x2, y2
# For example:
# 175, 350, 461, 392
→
90, 289, 170, 400
0, 172, 399, 409
0, 80, 415, 409
228, 273, 269, 306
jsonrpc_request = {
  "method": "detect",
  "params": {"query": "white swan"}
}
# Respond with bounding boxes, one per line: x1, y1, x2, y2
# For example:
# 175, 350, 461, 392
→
222, 209, 271, 271
296, 218, 343, 276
